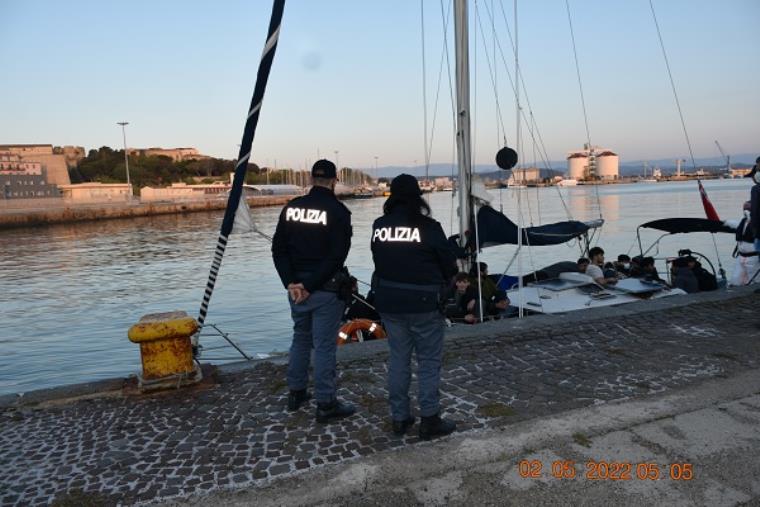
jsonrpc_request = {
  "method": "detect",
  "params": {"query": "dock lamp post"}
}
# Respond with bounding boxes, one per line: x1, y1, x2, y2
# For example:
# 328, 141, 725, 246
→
334, 150, 340, 182
117, 122, 132, 197
374, 156, 378, 184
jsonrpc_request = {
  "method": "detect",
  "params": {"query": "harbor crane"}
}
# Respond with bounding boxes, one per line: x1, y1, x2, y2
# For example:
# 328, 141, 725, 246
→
714, 140, 730, 174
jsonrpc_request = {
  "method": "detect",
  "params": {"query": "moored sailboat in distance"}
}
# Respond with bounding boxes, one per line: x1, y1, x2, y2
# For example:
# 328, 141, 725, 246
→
556, 178, 578, 187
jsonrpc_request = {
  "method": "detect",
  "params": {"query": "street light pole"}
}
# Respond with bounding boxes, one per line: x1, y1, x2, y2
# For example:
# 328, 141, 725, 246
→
374, 156, 378, 184
117, 122, 131, 196
334, 150, 340, 182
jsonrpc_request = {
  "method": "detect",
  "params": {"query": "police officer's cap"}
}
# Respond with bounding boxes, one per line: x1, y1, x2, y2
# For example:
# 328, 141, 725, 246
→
312, 159, 337, 179
390, 174, 422, 197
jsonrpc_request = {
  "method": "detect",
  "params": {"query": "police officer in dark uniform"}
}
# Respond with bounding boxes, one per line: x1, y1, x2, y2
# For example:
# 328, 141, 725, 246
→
370, 174, 458, 439
272, 159, 356, 423
747, 158, 760, 256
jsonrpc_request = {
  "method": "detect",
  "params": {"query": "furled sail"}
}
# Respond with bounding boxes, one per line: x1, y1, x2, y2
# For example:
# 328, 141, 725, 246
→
475, 205, 596, 248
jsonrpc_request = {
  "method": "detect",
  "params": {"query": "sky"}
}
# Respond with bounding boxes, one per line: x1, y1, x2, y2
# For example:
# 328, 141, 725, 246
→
1, 0, 758, 170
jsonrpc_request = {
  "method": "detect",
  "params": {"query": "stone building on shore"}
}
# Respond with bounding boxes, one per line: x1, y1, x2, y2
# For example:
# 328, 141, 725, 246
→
0, 151, 61, 199
0, 144, 82, 186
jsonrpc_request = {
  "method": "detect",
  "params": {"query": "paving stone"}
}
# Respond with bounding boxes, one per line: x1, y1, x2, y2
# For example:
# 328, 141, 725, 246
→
0, 295, 757, 506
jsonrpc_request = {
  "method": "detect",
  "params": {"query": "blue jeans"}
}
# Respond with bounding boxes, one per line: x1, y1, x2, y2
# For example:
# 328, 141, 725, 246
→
381, 311, 444, 420
755, 239, 760, 254
287, 290, 345, 404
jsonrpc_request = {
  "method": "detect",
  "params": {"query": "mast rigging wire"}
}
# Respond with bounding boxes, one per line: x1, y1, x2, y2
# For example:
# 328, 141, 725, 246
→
423, 0, 454, 183
565, 0, 603, 222
648, 0, 698, 171
565, 0, 593, 153
421, 0, 431, 181
483, 0, 574, 220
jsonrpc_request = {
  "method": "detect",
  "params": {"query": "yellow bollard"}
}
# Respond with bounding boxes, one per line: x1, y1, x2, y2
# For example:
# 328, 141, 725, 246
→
127, 311, 202, 390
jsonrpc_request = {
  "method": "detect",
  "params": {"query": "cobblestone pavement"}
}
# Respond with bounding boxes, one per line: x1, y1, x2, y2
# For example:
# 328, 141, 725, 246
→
1, 294, 758, 506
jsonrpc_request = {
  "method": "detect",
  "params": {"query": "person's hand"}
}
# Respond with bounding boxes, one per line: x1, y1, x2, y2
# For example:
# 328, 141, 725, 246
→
464, 313, 477, 324
287, 283, 304, 303
296, 285, 311, 303
287, 283, 298, 301
288, 283, 310, 304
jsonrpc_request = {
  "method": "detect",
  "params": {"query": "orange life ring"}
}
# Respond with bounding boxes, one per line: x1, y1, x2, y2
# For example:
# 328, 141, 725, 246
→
337, 319, 386, 345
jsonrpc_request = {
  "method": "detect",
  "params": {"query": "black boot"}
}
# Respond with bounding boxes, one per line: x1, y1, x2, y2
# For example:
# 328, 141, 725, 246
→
287, 389, 311, 411
419, 414, 456, 440
315, 399, 356, 423
392, 416, 416, 436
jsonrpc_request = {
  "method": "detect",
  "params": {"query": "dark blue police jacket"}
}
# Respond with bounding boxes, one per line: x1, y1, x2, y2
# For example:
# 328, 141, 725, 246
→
272, 185, 351, 293
371, 205, 457, 313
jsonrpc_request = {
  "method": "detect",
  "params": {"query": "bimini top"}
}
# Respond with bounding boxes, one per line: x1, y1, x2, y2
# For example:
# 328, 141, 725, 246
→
476, 205, 596, 247
639, 217, 734, 235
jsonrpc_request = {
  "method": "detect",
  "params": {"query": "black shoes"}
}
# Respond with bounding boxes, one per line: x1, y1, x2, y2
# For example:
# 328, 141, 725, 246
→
392, 416, 416, 436
315, 399, 356, 423
419, 414, 456, 440
287, 389, 311, 411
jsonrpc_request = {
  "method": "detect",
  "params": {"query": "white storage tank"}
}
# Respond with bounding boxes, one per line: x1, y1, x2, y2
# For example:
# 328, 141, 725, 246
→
567, 153, 588, 180
596, 151, 619, 180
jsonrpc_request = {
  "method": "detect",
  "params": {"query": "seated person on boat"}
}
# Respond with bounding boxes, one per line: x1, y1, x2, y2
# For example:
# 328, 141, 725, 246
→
671, 257, 699, 293
637, 256, 665, 283
486, 290, 515, 319
614, 254, 632, 277
468, 262, 497, 301
586, 247, 618, 287
683, 255, 718, 291
444, 272, 479, 324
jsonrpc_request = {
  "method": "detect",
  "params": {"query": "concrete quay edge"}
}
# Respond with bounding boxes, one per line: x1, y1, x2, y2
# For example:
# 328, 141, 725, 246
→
0, 284, 756, 411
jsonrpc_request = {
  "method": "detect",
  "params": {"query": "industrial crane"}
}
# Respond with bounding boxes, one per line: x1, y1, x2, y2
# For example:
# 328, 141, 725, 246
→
714, 140, 730, 175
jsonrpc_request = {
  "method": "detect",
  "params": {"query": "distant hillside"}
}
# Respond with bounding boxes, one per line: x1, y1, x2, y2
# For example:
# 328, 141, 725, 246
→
371, 153, 756, 179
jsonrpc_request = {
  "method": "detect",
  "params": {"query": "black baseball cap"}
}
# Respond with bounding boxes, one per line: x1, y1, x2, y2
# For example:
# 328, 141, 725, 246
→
312, 159, 337, 179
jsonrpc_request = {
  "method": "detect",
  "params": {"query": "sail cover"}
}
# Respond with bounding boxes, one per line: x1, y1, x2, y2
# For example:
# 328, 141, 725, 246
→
475, 205, 591, 247
639, 217, 734, 235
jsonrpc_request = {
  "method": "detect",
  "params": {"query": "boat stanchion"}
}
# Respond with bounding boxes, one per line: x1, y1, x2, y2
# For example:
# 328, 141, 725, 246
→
127, 311, 203, 392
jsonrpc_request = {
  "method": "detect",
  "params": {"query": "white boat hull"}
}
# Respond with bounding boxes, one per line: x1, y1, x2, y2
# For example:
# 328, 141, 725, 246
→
507, 279, 686, 314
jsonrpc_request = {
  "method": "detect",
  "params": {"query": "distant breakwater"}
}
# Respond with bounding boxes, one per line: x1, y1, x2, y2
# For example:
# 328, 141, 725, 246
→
0, 196, 294, 229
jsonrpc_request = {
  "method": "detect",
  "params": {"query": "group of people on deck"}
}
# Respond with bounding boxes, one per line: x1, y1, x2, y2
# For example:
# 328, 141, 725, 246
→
576, 246, 718, 293
441, 263, 513, 324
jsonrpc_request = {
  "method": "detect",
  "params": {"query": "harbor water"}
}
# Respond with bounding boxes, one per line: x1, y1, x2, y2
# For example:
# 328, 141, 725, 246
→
0, 179, 754, 396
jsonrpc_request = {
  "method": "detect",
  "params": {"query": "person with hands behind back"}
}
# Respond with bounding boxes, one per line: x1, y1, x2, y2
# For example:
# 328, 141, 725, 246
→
272, 159, 356, 423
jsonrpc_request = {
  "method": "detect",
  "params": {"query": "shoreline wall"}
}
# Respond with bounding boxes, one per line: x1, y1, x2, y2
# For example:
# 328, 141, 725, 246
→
0, 196, 294, 229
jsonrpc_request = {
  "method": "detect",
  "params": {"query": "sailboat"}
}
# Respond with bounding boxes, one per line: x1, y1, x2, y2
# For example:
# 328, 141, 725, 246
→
446, 0, 686, 317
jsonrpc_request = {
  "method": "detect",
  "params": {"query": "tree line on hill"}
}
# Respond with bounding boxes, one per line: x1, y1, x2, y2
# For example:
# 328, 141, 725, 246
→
69, 146, 309, 191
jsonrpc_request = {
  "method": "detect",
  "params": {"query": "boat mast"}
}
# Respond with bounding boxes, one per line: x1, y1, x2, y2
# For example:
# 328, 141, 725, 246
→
454, 0, 472, 263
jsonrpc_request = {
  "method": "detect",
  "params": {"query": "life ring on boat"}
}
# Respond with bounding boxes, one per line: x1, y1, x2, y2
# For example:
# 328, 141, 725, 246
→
337, 319, 386, 345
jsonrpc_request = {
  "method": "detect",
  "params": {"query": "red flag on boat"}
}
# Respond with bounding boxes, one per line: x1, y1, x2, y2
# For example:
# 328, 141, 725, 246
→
698, 180, 720, 221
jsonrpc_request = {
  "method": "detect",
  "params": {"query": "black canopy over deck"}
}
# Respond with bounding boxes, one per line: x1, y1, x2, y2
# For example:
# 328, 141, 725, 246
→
639, 217, 734, 235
